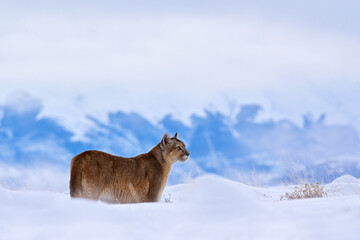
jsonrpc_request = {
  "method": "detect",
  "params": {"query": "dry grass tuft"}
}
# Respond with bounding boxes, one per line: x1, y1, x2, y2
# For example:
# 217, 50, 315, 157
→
163, 193, 173, 203
280, 182, 327, 200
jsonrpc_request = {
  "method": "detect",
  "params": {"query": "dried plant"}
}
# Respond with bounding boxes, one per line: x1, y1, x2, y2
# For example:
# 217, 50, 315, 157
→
163, 193, 173, 203
280, 182, 327, 200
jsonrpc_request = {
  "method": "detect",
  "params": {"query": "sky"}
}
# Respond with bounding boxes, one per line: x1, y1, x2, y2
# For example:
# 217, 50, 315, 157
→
1, 0, 360, 138
1, 0, 360, 189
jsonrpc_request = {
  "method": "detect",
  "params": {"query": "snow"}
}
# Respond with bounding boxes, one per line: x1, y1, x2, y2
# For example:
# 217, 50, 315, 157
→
1, 175, 360, 240
325, 175, 360, 197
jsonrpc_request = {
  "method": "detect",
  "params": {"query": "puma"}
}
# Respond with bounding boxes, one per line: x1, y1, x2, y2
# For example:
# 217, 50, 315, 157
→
69, 133, 189, 203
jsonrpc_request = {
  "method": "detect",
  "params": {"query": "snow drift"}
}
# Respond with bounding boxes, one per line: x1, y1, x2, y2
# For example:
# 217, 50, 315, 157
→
1, 175, 360, 240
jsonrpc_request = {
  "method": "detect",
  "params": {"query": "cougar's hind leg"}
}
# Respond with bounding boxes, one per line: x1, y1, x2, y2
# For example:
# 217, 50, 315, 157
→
69, 156, 83, 198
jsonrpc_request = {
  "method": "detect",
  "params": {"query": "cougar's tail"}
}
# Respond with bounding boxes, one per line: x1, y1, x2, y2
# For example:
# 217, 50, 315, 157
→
69, 155, 83, 198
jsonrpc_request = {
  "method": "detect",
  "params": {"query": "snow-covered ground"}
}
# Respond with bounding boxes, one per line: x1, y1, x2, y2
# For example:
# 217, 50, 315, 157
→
1, 175, 360, 240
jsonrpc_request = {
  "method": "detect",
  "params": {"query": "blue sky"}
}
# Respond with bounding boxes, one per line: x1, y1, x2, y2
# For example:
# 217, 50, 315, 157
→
0, 1, 360, 188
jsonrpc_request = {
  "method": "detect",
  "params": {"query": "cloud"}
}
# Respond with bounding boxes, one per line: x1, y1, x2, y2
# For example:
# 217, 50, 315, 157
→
1, 1, 360, 187
1, 93, 360, 188
1, 7, 359, 130
2, 92, 42, 116
0, 163, 69, 192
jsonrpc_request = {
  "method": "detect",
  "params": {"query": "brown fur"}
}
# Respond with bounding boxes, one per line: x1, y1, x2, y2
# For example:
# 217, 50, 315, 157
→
69, 133, 189, 203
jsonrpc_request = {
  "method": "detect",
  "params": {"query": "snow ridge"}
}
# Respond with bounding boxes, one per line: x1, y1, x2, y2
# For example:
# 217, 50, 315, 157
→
1, 175, 359, 240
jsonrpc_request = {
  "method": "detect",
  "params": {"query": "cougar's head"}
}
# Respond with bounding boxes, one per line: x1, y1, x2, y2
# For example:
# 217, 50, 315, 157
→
160, 132, 190, 163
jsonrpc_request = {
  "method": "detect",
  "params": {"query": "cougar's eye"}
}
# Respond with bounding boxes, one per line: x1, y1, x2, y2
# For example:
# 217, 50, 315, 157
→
177, 146, 182, 151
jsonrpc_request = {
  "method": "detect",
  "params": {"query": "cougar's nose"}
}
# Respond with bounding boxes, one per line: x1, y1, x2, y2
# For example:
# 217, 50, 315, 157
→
186, 151, 190, 156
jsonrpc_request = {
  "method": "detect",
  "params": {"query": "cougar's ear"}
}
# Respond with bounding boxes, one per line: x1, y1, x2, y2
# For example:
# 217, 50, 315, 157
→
160, 133, 171, 150
173, 132, 178, 139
